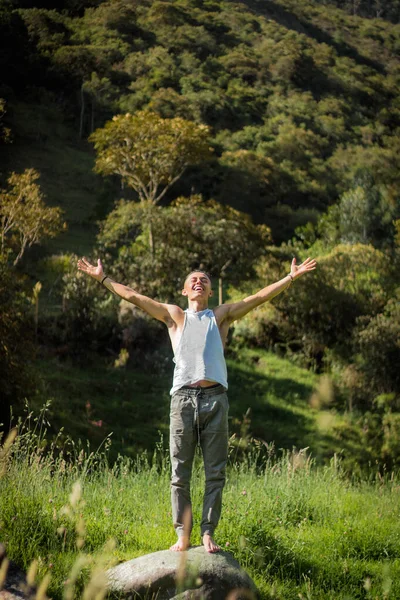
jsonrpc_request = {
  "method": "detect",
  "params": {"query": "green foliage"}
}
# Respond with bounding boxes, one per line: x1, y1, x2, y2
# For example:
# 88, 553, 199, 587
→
0, 259, 37, 430
97, 195, 270, 300
354, 394, 400, 469
2, 0, 400, 242
231, 243, 392, 368
19, 8, 70, 56
217, 149, 276, 221
0, 98, 11, 144
0, 169, 64, 265
309, 0, 400, 22
298, 169, 400, 251
2, 0, 400, 480
43, 255, 119, 357
329, 141, 400, 194
353, 291, 400, 397
90, 110, 211, 204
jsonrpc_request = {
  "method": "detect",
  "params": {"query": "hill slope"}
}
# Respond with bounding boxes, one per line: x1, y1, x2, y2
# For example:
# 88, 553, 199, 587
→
1, 0, 399, 246
33, 348, 361, 468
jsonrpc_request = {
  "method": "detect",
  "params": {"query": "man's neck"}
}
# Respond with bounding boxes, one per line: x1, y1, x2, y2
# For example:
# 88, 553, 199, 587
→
187, 299, 209, 313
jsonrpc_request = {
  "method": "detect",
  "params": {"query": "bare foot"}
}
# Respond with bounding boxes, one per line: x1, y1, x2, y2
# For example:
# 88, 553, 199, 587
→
203, 534, 220, 553
170, 536, 190, 552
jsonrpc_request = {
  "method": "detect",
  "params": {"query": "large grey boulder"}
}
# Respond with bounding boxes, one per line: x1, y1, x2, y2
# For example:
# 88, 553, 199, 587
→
107, 546, 258, 600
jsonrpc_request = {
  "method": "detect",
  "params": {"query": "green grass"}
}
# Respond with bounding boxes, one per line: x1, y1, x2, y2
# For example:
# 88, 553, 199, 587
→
7, 349, 391, 599
31, 348, 317, 465
33, 357, 172, 461
1, 420, 400, 600
32, 347, 356, 466
227, 349, 319, 448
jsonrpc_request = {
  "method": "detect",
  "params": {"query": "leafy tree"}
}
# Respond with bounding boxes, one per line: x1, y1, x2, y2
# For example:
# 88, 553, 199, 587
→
50, 255, 120, 357
79, 73, 114, 138
340, 186, 373, 244
211, 149, 316, 241
329, 141, 400, 193
90, 110, 212, 205
297, 168, 400, 251
317, 171, 399, 249
147, 87, 194, 120
20, 8, 69, 56
0, 169, 64, 265
3, 0, 400, 251
395, 219, 400, 248
311, 0, 400, 22
218, 149, 274, 218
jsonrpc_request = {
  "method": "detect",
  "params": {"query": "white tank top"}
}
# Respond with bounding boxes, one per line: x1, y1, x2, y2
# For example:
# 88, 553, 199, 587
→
170, 308, 228, 395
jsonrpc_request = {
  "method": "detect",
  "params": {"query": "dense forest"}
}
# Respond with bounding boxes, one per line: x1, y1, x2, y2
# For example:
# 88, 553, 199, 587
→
1, 0, 400, 470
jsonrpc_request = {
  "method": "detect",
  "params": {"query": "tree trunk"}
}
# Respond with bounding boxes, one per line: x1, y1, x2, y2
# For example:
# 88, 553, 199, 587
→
218, 259, 231, 305
91, 101, 95, 134
13, 238, 27, 266
149, 220, 155, 257
144, 201, 155, 257
79, 83, 85, 139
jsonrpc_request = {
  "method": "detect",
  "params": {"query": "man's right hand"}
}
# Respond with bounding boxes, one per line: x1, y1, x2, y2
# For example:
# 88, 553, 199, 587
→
77, 257, 105, 282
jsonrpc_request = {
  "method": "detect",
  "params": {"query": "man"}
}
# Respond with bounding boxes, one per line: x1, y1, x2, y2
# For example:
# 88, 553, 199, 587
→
77, 256, 316, 553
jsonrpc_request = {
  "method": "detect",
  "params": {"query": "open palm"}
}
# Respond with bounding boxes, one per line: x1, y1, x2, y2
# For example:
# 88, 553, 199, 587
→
290, 257, 317, 279
77, 257, 104, 281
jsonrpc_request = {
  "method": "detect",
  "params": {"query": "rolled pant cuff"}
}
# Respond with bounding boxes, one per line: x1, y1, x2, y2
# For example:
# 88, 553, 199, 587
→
175, 527, 189, 538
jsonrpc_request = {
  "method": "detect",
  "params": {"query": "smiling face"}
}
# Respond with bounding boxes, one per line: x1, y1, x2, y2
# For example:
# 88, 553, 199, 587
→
182, 271, 212, 302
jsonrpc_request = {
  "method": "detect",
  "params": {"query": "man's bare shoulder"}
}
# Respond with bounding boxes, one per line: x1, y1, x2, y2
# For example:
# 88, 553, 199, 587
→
213, 303, 233, 323
163, 303, 185, 327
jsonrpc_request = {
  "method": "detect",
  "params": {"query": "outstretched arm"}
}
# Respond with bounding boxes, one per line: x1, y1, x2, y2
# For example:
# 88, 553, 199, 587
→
77, 257, 180, 326
217, 257, 317, 324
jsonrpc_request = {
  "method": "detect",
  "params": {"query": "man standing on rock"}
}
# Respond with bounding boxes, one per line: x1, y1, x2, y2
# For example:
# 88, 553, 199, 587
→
78, 256, 316, 552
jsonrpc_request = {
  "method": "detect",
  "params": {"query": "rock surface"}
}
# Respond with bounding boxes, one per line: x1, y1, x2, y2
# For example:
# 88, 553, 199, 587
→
107, 546, 259, 600
0, 544, 36, 600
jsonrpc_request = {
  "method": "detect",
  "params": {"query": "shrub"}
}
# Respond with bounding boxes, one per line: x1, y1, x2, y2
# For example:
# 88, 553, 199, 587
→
0, 258, 37, 430
39, 255, 121, 358
353, 290, 400, 397
228, 244, 393, 370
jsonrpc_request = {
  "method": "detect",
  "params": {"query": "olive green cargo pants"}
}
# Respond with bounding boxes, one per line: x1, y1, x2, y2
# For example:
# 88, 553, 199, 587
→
169, 384, 229, 538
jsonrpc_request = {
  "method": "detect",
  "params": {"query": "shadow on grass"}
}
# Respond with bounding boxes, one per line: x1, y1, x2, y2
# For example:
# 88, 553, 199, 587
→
35, 349, 342, 464
226, 355, 340, 460
34, 357, 172, 462
227, 357, 315, 449
245, 526, 316, 584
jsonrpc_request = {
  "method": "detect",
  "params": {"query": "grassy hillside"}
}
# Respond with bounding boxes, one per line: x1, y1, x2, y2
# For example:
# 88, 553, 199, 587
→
32, 347, 364, 469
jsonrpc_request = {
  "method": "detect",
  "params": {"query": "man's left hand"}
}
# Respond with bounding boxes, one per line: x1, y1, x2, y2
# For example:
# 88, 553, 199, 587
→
290, 257, 317, 280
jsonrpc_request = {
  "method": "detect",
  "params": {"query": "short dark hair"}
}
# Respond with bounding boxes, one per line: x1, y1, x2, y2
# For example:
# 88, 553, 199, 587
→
184, 270, 212, 284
